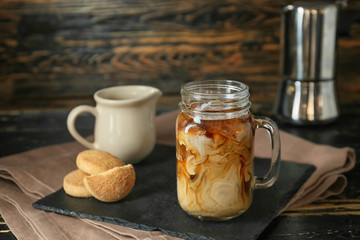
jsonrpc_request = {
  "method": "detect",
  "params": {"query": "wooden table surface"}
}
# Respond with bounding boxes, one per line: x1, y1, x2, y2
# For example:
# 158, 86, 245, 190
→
0, 103, 359, 239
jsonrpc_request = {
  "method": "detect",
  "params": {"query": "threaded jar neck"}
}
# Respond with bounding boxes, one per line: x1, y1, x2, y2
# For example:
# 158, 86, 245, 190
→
179, 80, 251, 120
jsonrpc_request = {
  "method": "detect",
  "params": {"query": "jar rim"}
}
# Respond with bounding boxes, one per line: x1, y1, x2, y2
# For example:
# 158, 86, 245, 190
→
181, 80, 249, 99
180, 80, 251, 120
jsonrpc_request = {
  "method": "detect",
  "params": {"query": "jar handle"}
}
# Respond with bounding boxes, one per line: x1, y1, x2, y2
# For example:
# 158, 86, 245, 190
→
254, 117, 281, 189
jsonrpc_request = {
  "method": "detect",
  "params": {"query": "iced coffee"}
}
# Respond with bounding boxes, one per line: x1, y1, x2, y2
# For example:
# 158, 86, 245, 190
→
176, 109, 256, 220
176, 80, 281, 221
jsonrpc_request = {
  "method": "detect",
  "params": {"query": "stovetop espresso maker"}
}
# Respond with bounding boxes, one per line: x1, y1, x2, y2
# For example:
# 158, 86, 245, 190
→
274, 1, 340, 125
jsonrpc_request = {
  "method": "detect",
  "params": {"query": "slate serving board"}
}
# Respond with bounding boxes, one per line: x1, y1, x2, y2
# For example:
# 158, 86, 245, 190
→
33, 145, 315, 240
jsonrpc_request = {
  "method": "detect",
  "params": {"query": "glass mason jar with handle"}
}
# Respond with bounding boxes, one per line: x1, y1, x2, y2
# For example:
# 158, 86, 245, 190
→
176, 80, 281, 221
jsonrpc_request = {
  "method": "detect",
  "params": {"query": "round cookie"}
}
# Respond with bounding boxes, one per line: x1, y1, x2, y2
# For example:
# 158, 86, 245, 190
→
63, 169, 92, 198
76, 149, 124, 175
84, 164, 136, 202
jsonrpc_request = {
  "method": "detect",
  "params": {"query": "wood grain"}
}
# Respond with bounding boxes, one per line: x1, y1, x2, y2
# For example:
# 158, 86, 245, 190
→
0, 0, 359, 111
282, 199, 360, 216
0, 219, 11, 235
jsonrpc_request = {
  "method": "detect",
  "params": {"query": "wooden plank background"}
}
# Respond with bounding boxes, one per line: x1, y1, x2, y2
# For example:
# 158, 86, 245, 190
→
0, 0, 359, 111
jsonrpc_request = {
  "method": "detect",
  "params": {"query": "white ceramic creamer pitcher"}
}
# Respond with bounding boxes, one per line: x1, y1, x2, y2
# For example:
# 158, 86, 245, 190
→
67, 85, 162, 164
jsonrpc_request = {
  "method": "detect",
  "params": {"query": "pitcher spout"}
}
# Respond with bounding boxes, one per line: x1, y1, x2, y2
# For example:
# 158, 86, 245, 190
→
141, 86, 162, 105
152, 88, 162, 102
133, 86, 163, 106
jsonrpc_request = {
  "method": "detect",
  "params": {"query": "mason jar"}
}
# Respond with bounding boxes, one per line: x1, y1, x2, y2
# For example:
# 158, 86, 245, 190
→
176, 80, 281, 221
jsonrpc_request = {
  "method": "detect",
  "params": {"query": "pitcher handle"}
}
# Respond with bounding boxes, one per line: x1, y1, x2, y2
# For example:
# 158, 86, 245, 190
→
67, 105, 98, 149
254, 117, 281, 189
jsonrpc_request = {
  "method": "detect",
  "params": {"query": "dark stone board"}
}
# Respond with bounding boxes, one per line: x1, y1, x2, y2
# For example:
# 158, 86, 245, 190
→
33, 145, 315, 240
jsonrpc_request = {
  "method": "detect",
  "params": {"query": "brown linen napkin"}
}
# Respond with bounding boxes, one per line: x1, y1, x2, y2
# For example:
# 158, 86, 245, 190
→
0, 110, 356, 240
254, 129, 356, 210
255, 127, 355, 210
0, 141, 179, 240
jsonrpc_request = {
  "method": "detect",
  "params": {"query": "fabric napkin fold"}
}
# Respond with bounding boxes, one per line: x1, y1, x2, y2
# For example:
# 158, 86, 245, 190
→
0, 141, 178, 240
0, 110, 356, 240
254, 129, 356, 210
